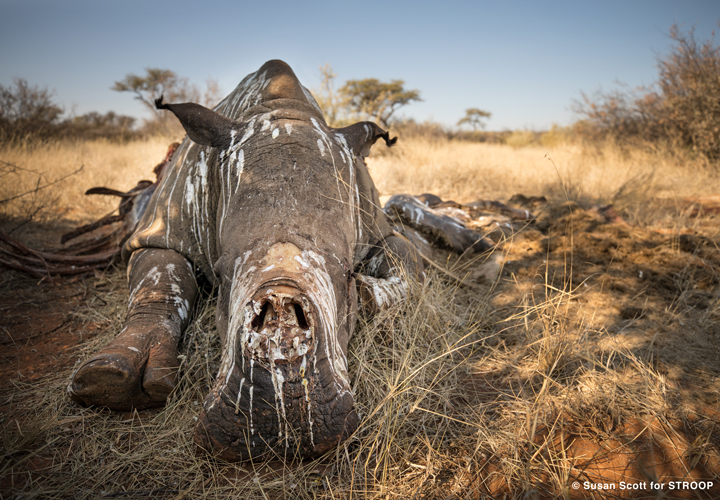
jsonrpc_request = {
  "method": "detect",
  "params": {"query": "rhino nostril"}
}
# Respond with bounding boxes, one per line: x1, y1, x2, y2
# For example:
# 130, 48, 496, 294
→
293, 303, 308, 329
251, 302, 275, 331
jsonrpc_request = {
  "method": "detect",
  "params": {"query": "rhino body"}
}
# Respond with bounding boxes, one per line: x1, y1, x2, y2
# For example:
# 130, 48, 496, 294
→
68, 60, 421, 460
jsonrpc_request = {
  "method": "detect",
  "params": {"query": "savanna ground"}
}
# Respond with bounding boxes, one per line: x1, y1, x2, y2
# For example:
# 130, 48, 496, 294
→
1, 135, 719, 499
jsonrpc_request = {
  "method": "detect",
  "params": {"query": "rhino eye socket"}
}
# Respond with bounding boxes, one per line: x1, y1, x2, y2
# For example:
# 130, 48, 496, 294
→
293, 303, 308, 329
251, 302, 274, 331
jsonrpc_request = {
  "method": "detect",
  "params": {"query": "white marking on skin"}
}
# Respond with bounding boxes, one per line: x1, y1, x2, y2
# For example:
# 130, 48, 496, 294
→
434, 207, 471, 225
357, 275, 408, 310
311, 118, 347, 220
284, 123, 292, 135
125, 134, 186, 253
193, 150, 215, 262
262, 264, 275, 272
271, 365, 287, 443
219, 159, 229, 240
220, 265, 256, 379
239, 117, 256, 145
218, 244, 351, 451
148, 267, 161, 286
272, 127, 279, 139
128, 347, 140, 353
317, 139, 326, 156
301, 85, 323, 113
333, 132, 362, 243
225, 148, 232, 212
299, 250, 350, 390
234, 377, 245, 414
236, 149, 244, 192
163, 146, 186, 245
367, 253, 385, 276
300, 355, 314, 447
173, 295, 188, 321
249, 384, 254, 438
184, 177, 196, 212
224, 70, 268, 117
355, 183, 362, 242
180, 299, 189, 321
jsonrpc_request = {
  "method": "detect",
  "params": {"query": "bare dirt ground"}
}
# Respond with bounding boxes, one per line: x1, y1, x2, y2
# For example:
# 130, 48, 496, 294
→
1, 143, 719, 498
469, 195, 720, 498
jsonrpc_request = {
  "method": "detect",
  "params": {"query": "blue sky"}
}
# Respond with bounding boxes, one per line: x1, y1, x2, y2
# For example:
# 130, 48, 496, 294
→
1, 0, 718, 131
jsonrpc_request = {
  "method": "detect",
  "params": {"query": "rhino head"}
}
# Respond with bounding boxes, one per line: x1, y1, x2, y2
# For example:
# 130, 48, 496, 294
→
150, 61, 397, 460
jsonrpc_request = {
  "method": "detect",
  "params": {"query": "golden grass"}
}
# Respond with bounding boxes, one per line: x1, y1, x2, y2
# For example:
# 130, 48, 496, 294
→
3, 135, 717, 229
0, 137, 172, 227
368, 136, 719, 208
2, 136, 720, 498
6, 248, 717, 498
1, 262, 497, 498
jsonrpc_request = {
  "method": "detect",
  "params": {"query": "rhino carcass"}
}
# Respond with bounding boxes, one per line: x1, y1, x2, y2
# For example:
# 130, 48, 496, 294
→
67, 60, 422, 460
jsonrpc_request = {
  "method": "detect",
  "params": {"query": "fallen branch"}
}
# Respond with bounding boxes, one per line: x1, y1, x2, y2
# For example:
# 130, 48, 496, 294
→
0, 165, 84, 205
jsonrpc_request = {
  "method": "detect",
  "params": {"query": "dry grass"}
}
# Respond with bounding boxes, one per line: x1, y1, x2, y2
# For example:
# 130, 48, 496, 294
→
0, 138, 173, 234
5, 248, 718, 498
368, 136, 719, 209
2, 136, 720, 498
1, 261, 497, 498
2, 135, 717, 228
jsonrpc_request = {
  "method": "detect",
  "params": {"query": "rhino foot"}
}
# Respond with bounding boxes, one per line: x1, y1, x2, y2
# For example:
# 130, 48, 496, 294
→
68, 328, 179, 411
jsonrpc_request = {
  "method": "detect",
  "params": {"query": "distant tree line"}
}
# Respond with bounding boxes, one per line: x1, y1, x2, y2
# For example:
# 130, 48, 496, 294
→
0, 70, 221, 143
4, 24, 718, 166
0, 79, 138, 142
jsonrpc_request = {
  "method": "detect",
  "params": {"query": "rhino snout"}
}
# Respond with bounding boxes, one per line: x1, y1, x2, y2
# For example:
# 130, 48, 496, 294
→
194, 278, 357, 460
245, 283, 315, 367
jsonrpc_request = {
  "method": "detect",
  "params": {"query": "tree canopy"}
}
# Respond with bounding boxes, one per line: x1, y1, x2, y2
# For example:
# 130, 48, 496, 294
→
457, 108, 492, 130
113, 69, 203, 110
112, 69, 221, 135
338, 78, 421, 127
0, 79, 64, 139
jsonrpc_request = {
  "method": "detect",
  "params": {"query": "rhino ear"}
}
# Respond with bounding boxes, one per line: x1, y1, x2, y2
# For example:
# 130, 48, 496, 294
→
334, 121, 397, 158
155, 96, 238, 149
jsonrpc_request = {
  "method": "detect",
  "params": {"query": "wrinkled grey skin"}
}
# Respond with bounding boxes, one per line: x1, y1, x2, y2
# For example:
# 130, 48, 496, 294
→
68, 60, 421, 461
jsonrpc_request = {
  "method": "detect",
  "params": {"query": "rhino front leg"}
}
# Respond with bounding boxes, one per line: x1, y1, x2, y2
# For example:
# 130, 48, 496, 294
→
356, 235, 425, 313
69, 248, 197, 410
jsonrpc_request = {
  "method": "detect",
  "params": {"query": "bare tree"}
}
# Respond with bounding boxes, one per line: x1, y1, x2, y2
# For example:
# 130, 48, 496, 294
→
0, 79, 64, 140
574, 25, 720, 161
312, 64, 344, 127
